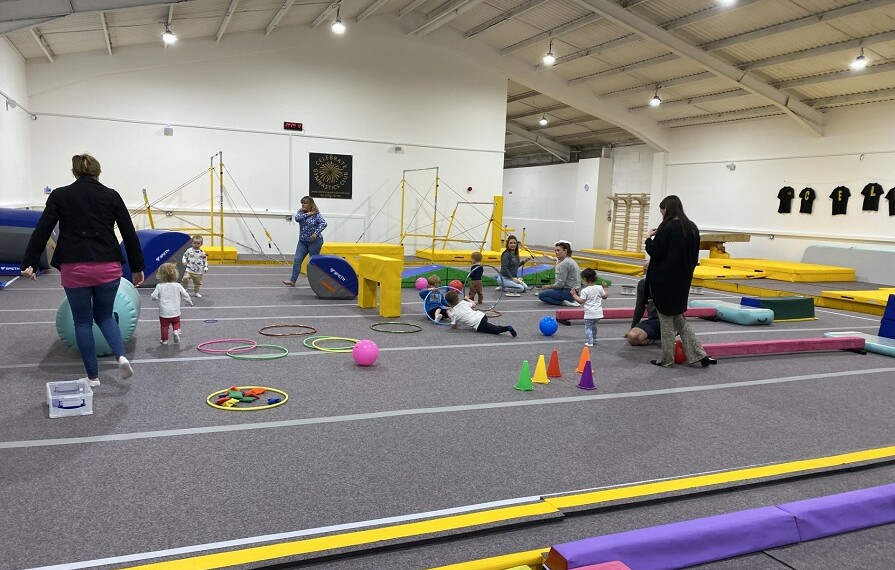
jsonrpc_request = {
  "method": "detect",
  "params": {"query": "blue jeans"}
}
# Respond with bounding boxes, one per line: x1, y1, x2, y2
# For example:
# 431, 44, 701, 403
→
64, 278, 124, 378
538, 287, 574, 305
495, 275, 526, 292
290, 238, 324, 283
584, 318, 599, 344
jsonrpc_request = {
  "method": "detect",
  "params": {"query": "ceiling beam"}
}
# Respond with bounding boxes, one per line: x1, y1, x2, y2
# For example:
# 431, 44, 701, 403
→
630, 89, 749, 111
465, 0, 546, 39
310, 1, 338, 30
0, 17, 56, 35
542, 0, 763, 69
411, 0, 488, 38
569, 53, 677, 85
661, 107, 782, 128
355, 0, 391, 24
570, 0, 824, 135
500, 13, 604, 56
99, 11, 112, 55
268, 0, 296, 34
507, 90, 539, 103
807, 88, 895, 108
601, 72, 714, 98
29, 27, 54, 63
216, 0, 240, 42
507, 103, 569, 121
399, 0, 429, 18
506, 122, 571, 162
166, 4, 174, 26
0, 0, 178, 35
773, 61, 895, 90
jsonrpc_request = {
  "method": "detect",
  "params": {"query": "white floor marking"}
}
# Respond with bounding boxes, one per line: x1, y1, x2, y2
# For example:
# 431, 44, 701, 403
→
4, 367, 893, 450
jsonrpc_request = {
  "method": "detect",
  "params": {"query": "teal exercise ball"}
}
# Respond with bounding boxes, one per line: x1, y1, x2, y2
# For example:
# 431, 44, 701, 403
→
55, 279, 142, 356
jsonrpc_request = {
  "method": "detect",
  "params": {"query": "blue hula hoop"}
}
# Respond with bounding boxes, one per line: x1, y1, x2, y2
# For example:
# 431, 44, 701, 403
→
423, 286, 462, 325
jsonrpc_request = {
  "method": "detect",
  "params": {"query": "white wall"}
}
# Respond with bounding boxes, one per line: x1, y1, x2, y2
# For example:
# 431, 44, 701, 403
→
661, 102, 895, 262
23, 15, 507, 254
502, 158, 612, 250
0, 39, 32, 206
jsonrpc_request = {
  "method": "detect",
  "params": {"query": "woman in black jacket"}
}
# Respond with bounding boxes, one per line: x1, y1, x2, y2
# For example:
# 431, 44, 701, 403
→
21, 154, 145, 386
644, 195, 715, 368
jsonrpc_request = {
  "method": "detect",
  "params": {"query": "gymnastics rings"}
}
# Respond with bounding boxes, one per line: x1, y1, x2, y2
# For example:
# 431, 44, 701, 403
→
302, 335, 359, 353
259, 324, 317, 337
226, 344, 289, 360
370, 322, 422, 333
423, 286, 462, 326
197, 338, 257, 354
206, 386, 289, 411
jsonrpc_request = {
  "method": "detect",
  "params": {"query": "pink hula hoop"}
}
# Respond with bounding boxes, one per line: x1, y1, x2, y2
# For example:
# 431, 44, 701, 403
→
197, 338, 258, 354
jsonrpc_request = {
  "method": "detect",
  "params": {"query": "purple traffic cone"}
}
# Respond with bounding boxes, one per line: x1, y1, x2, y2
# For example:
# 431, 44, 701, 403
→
577, 360, 596, 390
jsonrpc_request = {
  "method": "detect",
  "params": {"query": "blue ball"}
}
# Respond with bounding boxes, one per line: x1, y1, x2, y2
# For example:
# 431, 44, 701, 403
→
539, 316, 559, 336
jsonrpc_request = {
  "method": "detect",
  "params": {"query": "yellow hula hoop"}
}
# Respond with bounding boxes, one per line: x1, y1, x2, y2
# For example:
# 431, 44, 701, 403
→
304, 335, 359, 353
205, 386, 289, 411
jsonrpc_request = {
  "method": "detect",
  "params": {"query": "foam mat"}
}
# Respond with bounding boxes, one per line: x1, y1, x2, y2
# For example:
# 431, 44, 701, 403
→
701, 258, 855, 283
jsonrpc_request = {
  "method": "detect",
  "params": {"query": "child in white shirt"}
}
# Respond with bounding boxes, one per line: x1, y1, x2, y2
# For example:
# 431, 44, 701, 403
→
151, 263, 192, 345
445, 290, 516, 337
572, 268, 608, 347
182, 235, 208, 297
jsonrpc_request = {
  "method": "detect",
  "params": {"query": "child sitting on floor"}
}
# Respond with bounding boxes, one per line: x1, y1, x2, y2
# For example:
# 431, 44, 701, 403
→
418, 275, 451, 322
445, 290, 516, 337
151, 263, 193, 345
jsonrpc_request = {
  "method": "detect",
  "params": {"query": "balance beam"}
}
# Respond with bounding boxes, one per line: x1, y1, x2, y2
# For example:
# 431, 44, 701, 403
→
556, 307, 717, 322
703, 337, 865, 358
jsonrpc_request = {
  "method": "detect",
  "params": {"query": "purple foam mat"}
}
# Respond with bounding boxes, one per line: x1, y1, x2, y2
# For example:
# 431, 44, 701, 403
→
777, 483, 895, 541
547, 506, 800, 570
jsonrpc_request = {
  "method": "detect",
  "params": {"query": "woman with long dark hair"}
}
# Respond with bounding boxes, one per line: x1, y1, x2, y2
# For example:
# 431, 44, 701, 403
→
644, 195, 716, 368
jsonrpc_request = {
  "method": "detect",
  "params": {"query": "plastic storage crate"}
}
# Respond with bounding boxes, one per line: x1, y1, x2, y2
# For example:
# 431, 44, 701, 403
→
46, 379, 93, 418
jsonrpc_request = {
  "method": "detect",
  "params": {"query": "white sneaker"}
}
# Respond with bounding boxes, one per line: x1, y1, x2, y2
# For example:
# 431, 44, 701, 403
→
434, 313, 443, 323
173, 330, 181, 344
195, 293, 202, 298
494, 286, 503, 291
561, 300, 581, 307
81, 377, 100, 387
585, 342, 593, 347
505, 292, 521, 297
160, 339, 168, 345
118, 356, 134, 379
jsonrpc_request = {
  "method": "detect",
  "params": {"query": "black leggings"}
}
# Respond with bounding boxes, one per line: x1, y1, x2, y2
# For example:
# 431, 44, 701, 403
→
476, 316, 509, 335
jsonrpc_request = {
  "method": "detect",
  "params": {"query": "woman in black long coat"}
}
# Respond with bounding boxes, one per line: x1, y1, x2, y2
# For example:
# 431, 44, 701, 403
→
644, 195, 716, 368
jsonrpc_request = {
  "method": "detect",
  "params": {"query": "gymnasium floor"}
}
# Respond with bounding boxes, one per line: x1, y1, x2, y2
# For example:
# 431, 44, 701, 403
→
1, 265, 893, 570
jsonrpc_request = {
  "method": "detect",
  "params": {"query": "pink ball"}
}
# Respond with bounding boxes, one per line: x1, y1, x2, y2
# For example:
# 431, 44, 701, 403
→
352, 339, 379, 366
415, 277, 428, 290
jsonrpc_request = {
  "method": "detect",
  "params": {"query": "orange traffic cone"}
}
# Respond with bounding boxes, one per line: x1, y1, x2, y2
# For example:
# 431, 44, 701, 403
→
575, 346, 591, 373
514, 360, 534, 391
547, 349, 562, 378
577, 360, 596, 390
532, 354, 550, 384
674, 339, 685, 364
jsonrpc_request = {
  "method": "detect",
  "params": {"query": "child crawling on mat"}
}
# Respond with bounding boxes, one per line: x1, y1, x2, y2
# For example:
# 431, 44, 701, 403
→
445, 290, 516, 337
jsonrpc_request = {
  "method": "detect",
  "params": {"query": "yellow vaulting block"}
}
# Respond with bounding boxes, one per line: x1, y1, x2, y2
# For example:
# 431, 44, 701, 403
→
358, 254, 403, 318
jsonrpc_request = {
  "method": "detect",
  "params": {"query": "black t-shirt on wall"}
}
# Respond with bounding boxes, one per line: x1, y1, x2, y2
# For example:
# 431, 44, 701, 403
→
798, 187, 816, 214
830, 186, 851, 215
861, 182, 883, 211
777, 186, 795, 213
886, 188, 895, 216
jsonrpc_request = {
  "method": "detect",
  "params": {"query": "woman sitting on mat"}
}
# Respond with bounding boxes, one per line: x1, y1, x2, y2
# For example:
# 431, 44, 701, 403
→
537, 240, 581, 307
496, 235, 532, 296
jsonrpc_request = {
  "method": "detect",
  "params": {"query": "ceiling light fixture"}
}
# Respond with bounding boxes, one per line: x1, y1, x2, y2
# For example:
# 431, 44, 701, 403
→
332, 5, 346, 34
649, 86, 662, 107
162, 24, 177, 45
851, 47, 867, 70
539, 114, 548, 126
543, 38, 555, 66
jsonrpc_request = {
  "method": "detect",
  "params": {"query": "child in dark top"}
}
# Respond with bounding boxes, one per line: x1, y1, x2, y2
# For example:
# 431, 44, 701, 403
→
468, 251, 484, 305
445, 290, 516, 337
418, 275, 451, 322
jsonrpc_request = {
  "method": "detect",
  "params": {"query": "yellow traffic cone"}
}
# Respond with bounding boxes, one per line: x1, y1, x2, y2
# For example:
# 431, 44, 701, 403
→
532, 354, 550, 384
514, 360, 534, 391
575, 346, 591, 373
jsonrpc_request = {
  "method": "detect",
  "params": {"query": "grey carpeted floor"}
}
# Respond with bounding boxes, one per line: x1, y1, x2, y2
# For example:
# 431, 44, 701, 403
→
0, 266, 892, 570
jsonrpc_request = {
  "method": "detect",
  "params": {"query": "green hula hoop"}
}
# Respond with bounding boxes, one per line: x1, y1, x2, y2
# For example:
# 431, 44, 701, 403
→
303, 335, 359, 353
370, 322, 422, 333
226, 343, 289, 360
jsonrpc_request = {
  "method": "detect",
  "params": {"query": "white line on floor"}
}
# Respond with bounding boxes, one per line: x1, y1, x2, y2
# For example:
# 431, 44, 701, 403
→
4, 367, 893, 450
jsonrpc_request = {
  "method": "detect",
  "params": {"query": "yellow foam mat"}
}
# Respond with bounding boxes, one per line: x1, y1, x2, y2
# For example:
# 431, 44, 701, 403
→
693, 265, 765, 280
525, 249, 644, 276
204, 246, 238, 261
415, 248, 502, 262
820, 288, 895, 305
700, 258, 855, 282
581, 248, 646, 260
